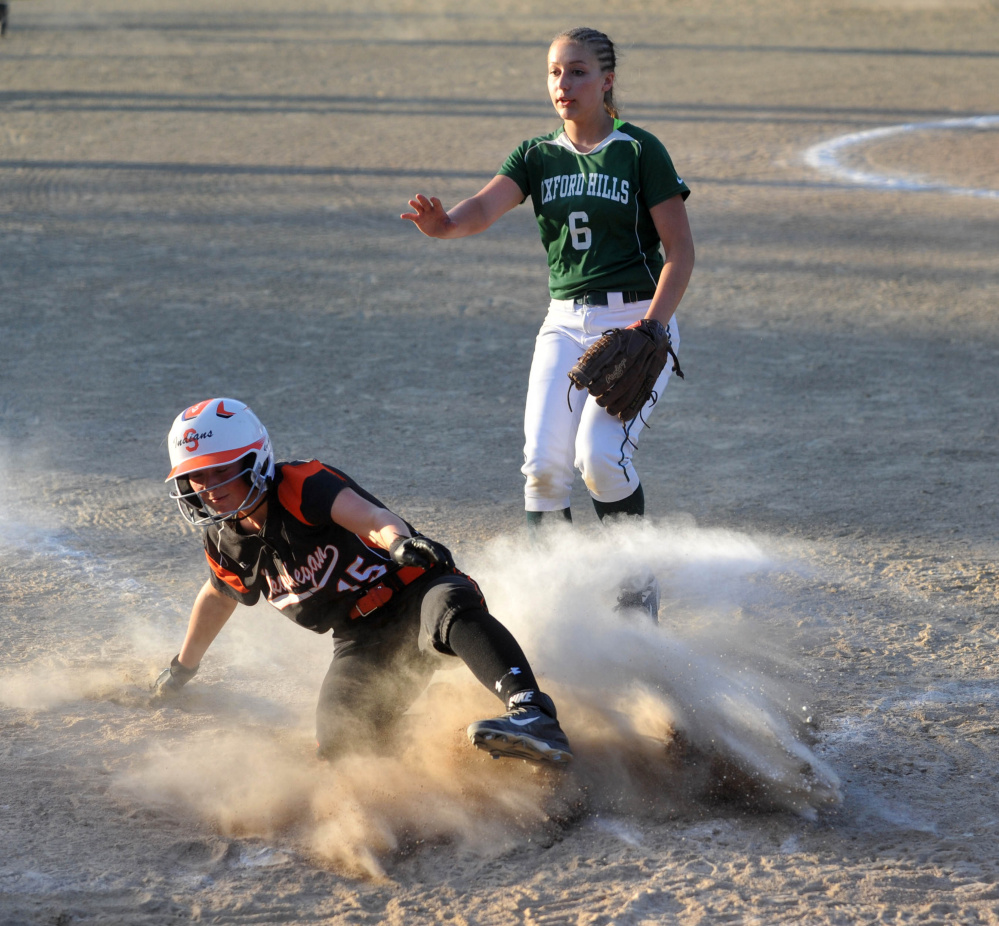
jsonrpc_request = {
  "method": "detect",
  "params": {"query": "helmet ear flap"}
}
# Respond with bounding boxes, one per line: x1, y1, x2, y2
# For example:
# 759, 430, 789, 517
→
237, 451, 271, 491
175, 475, 205, 512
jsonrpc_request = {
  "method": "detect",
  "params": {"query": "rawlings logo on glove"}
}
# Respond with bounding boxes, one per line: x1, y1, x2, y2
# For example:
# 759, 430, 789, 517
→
568, 318, 684, 422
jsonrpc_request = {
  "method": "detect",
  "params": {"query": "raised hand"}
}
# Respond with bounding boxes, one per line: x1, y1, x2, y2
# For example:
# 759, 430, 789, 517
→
400, 194, 454, 238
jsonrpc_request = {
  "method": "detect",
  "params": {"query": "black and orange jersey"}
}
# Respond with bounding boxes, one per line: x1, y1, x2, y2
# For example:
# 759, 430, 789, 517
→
203, 460, 420, 635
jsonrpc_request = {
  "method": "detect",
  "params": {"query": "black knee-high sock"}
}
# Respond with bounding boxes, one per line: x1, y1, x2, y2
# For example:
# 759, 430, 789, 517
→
592, 484, 645, 521
446, 611, 541, 707
526, 507, 572, 543
526, 508, 572, 528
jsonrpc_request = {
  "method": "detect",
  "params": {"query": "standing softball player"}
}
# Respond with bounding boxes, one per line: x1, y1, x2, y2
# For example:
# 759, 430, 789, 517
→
402, 27, 695, 618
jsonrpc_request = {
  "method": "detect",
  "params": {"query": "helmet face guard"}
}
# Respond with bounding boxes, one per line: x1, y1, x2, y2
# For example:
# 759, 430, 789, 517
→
166, 398, 275, 526
170, 456, 269, 526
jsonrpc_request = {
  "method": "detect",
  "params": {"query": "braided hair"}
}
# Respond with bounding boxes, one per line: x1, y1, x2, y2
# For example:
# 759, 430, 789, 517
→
552, 27, 618, 118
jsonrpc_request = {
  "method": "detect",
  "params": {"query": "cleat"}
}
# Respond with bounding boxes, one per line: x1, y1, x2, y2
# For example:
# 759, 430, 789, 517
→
614, 569, 660, 622
467, 705, 573, 766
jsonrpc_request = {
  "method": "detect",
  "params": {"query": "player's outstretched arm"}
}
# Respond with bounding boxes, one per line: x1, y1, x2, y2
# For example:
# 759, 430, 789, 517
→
178, 581, 237, 668
331, 488, 412, 550
153, 580, 236, 696
330, 489, 454, 569
401, 175, 523, 239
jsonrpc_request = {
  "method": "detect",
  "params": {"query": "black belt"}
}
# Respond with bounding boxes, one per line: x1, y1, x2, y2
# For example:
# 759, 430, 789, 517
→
575, 290, 656, 306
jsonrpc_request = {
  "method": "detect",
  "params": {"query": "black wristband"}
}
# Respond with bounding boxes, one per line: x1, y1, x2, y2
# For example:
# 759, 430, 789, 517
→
388, 536, 406, 559
644, 318, 668, 341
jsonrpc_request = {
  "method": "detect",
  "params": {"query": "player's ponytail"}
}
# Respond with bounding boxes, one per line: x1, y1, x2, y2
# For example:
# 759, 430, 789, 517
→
553, 27, 618, 119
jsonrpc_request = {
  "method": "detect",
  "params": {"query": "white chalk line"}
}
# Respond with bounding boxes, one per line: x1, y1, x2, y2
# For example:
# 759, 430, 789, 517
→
803, 114, 999, 200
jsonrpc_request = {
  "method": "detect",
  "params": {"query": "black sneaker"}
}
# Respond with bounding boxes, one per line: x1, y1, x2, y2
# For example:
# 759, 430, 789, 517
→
467, 706, 573, 766
615, 571, 661, 622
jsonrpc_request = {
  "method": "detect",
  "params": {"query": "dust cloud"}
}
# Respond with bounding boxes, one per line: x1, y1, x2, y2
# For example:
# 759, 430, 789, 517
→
110, 518, 839, 877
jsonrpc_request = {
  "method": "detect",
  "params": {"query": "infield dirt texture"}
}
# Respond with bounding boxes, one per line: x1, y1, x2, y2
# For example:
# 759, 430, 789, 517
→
2, 1, 998, 924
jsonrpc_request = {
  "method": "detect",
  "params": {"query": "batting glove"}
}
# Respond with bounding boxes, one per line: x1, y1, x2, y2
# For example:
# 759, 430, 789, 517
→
389, 535, 455, 570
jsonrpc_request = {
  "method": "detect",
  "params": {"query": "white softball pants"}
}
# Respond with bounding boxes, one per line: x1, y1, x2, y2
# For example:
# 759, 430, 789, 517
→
521, 295, 679, 512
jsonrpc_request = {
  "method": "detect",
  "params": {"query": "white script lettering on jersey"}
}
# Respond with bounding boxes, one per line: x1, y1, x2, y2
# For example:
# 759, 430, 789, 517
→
265, 543, 341, 607
264, 544, 390, 609
541, 172, 630, 205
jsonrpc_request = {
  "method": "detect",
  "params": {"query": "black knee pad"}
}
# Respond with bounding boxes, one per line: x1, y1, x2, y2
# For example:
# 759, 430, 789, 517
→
418, 574, 488, 655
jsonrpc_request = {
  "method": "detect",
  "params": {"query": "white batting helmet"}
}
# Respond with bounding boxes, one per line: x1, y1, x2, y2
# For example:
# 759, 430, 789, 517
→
165, 398, 274, 525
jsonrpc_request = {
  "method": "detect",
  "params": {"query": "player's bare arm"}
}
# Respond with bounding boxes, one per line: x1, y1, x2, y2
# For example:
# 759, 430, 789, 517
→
330, 487, 411, 550
331, 488, 456, 571
401, 175, 523, 239
644, 195, 695, 328
177, 580, 237, 670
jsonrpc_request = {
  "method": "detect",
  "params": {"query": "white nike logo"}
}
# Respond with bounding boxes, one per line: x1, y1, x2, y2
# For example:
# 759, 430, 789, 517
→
509, 716, 538, 726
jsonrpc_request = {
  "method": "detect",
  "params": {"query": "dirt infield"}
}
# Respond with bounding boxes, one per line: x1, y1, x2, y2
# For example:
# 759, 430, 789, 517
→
2, 1, 998, 923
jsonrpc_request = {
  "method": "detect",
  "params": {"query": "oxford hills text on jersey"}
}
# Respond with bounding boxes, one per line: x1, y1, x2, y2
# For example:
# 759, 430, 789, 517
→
541, 172, 630, 206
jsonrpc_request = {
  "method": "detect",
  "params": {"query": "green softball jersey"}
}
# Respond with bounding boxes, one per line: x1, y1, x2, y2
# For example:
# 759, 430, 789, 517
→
498, 120, 690, 301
